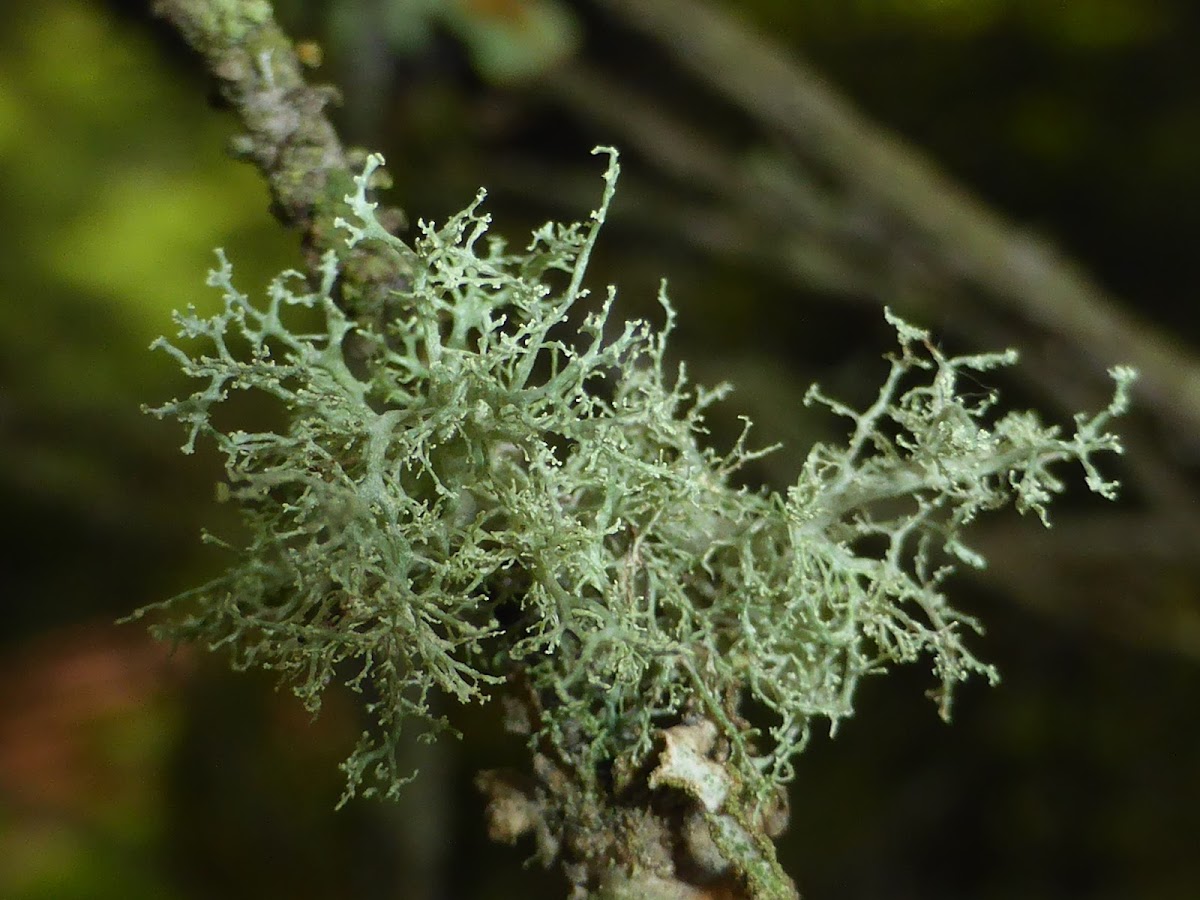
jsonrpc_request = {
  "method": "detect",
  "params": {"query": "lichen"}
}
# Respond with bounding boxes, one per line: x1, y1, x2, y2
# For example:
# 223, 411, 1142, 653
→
132, 147, 1135, 810
206, 0, 272, 42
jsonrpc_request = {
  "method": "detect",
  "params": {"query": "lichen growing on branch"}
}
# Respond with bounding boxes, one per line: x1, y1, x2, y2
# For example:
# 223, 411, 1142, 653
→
131, 147, 1135, 810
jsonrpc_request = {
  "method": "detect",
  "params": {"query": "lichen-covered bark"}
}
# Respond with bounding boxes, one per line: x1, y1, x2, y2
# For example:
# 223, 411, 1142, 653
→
151, 0, 407, 318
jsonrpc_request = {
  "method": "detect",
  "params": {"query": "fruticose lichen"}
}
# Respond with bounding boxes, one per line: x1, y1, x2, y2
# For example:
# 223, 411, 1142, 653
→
132, 147, 1135, 808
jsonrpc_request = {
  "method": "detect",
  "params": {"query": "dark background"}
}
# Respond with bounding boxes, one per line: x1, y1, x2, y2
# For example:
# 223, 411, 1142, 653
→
1, 1, 1198, 898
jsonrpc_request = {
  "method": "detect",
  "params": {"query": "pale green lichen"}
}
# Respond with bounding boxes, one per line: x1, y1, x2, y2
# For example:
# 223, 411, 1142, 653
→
133, 147, 1135, 808
207, 0, 272, 42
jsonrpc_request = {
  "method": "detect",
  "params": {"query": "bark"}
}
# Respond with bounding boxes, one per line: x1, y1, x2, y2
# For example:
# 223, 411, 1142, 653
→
151, 0, 408, 317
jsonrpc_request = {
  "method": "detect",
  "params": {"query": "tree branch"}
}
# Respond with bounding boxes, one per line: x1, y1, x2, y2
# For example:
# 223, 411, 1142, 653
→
151, 0, 407, 315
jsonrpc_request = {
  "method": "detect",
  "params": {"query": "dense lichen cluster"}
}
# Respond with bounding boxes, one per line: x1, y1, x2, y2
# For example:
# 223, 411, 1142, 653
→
133, 149, 1133, 807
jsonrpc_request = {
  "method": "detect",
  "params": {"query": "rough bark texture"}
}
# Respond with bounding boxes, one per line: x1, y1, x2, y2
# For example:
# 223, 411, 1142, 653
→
152, 0, 408, 319
476, 684, 797, 899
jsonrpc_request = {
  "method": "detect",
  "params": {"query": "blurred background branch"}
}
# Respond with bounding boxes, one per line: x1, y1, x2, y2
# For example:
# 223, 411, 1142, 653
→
598, 0, 1200, 435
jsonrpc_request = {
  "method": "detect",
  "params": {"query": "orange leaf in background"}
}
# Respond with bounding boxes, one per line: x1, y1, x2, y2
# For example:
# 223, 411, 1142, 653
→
0, 624, 192, 816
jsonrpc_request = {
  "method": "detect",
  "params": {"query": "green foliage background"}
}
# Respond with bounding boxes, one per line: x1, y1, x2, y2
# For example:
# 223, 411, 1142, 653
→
1, 1, 1198, 898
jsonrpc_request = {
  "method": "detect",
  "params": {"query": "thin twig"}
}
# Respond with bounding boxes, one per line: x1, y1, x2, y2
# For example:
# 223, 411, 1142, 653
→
150, 0, 408, 314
